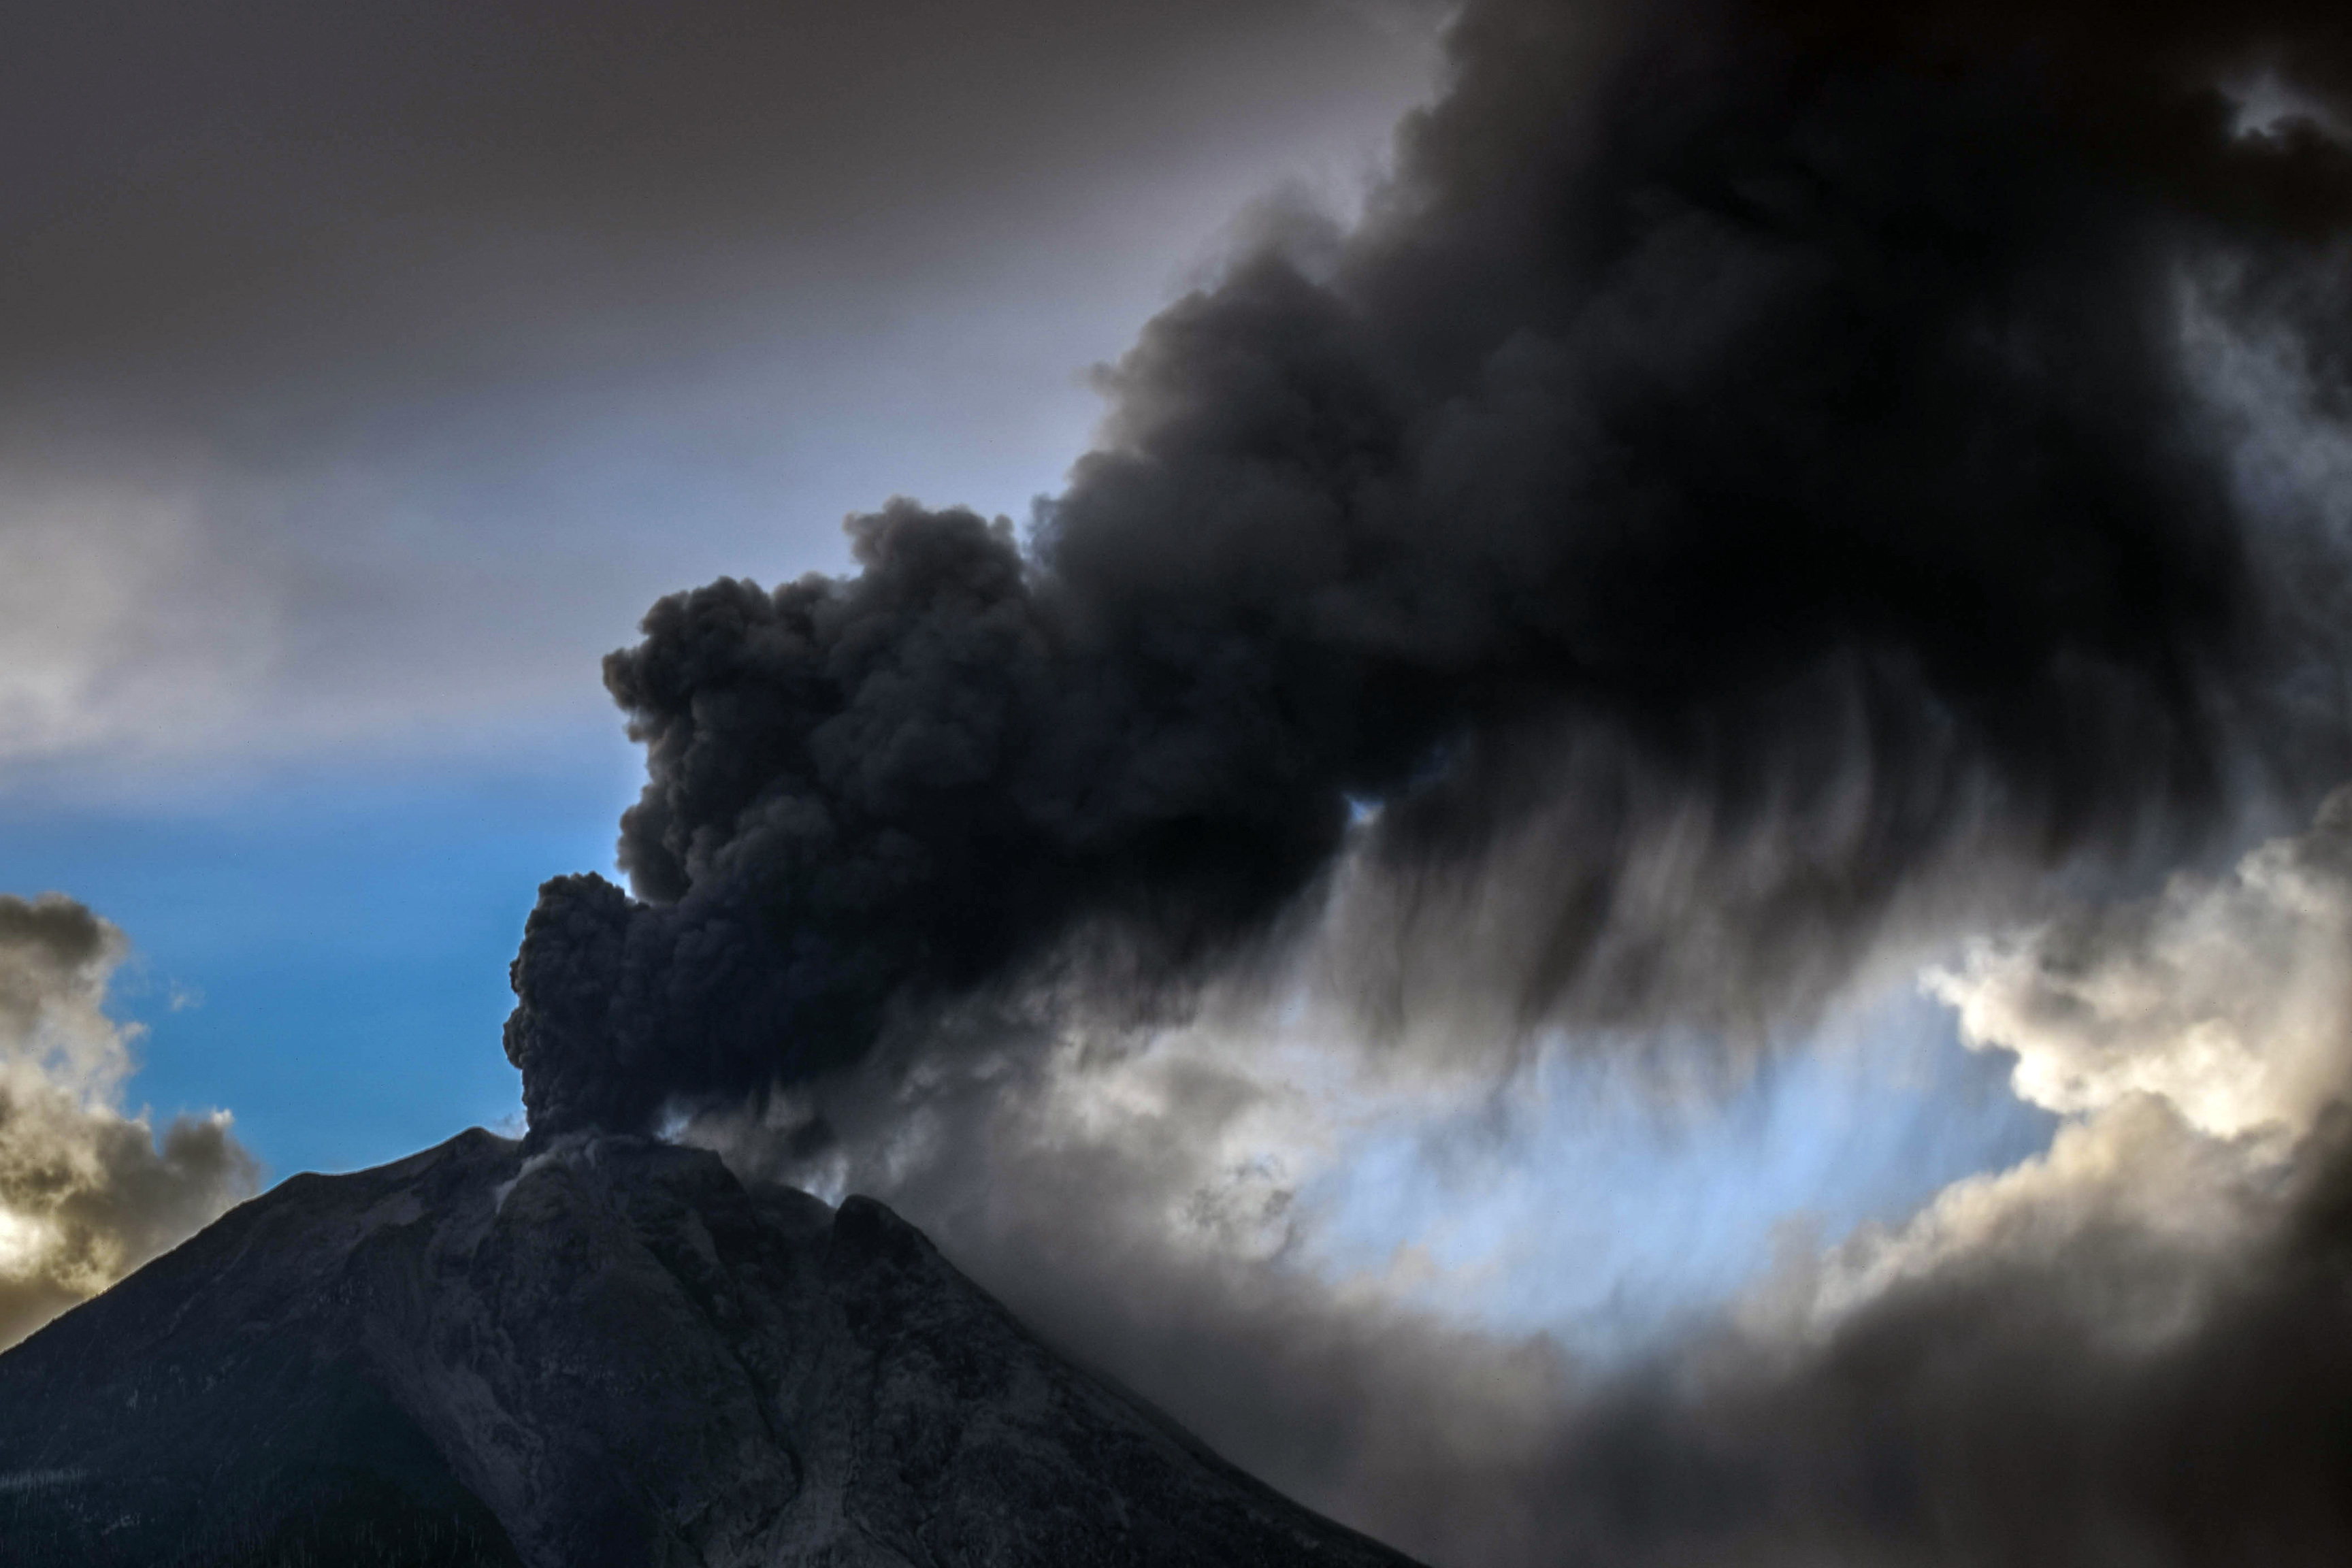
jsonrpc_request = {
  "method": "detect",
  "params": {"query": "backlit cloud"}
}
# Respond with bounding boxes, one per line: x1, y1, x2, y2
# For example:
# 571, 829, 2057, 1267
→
0, 894, 257, 1350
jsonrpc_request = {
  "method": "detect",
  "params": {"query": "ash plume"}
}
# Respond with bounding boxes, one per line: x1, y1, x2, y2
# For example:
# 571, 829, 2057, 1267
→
509, 0, 2352, 1137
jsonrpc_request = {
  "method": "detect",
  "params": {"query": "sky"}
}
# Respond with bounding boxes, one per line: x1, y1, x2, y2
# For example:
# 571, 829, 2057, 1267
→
0, 0, 1441, 1173
6, 3, 2352, 1565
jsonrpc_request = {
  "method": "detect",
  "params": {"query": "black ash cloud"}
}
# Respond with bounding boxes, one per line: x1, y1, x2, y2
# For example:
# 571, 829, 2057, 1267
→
509, 0, 2352, 1133
508, 0, 2352, 1135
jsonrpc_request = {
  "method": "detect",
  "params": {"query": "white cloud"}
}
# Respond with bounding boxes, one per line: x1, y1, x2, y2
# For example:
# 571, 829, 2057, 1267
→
1926, 787, 2352, 1142
0, 466, 274, 769
0, 893, 257, 1350
1750, 787, 2352, 1341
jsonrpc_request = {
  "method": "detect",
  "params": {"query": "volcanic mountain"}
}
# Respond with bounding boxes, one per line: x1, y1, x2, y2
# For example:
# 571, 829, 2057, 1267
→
0, 1128, 1419, 1567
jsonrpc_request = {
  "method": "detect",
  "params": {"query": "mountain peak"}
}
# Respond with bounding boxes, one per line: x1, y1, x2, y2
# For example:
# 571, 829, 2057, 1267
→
0, 1129, 1418, 1567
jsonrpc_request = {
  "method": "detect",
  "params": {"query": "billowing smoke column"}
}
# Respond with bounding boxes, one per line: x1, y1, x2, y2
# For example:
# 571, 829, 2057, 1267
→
508, 0, 2352, 1137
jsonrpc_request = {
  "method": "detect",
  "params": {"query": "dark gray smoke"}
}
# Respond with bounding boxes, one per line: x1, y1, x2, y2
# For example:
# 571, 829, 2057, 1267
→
508, 0, 2352, 1134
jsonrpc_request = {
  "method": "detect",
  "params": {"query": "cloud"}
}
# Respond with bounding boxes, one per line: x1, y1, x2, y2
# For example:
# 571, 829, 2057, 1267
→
510, 0, 2352, 1137
0, 894, 258, 1350
1929, 785, 2352, 1141
692, 781, 2352, 1565
0, 461, 273, 770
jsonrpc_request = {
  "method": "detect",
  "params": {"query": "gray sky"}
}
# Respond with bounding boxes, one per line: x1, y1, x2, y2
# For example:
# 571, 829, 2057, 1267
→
0, 0, 1440, 792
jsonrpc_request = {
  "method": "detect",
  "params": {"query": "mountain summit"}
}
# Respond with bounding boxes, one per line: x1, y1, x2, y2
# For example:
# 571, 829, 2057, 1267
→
0, 1129, 1419, 1567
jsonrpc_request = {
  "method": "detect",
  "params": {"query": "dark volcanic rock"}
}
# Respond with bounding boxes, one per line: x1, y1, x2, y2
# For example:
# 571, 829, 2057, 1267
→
0, 1130, 1418, 1567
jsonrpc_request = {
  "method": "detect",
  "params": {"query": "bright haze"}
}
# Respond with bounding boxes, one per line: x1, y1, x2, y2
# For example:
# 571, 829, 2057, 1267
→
7, 2, 2352, 1565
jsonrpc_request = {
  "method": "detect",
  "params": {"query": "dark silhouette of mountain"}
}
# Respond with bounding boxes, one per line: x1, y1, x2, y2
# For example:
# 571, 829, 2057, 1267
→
0, 1129, 1419, 1567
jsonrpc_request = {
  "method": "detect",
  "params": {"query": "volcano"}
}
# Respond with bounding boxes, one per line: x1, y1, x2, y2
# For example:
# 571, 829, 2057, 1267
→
0, 1129, 1418, 1567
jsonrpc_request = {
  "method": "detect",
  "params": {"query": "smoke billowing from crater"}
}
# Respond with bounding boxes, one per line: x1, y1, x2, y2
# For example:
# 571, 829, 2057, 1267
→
508, 0, 2352, 1137
480, 3, 2352, 1560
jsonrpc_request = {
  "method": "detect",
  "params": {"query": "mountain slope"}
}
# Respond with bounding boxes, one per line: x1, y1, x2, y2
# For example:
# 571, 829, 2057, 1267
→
0, 1129, 1420, 1568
